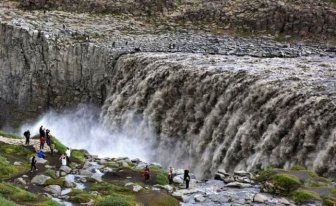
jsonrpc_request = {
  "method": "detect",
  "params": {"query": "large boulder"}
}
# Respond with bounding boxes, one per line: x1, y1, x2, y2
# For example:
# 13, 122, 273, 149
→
35, 157, 48, 164
133, 184, 143, 192
253, 193, 268, 203
31, 175, 51, 185
44, 185, 62, 196
173, 175, 184, 184
60, 165, 72, 174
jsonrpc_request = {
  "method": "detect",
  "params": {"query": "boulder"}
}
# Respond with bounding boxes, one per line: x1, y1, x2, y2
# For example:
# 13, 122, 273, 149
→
173, 175, 184, 184
125, 182, 134, 187
60, 165, 71, 174
31, 175, 51, 185
91, 173, 102, 182
14, 177, 26, 185
35, 157, 48, 164
44, 185, 61, 196
253, 193, 268, 203
13, 161, 22, 166
226, 182, 252, 188
133, 184, 143, 192
135, 162, 147, 170
278, 197, 290, 205
102, 167, 113, 173
194, 194, 206, 202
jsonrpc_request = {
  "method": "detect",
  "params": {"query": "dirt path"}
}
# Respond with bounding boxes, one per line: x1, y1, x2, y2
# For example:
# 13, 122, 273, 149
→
0, 135, 51, 153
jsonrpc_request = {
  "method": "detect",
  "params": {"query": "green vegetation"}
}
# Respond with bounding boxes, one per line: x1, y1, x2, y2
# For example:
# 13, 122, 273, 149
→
256, 168, 278, 182
0, 196, 17, 206
45, 177, 66, 187
72, 149, 86, 164
290, 165, 306, 171
0, 143, 32, 157
68, 189, 101, 203
96, 193, 136, 206
53, 137, 67, 154
0, 130, 21, 139
292, 189, 321, 204
0, 156, 18, 179
91, 182, 130, 195
324, 197, 336, 206
0, 182, 38, 203
271, 174, 302, 194
150, 166, 169, 185
46, 169, 58, 179
148, 195, 180, 206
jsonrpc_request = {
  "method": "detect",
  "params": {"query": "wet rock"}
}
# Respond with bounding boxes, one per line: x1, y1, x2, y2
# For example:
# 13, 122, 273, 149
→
14, 177, 26, 185
173, 175, 184, 184
133, 184, 143, 192
125, 182, 134, 187
278, 197, 291, 205
253, 193, 268, 203
60, 165, 71, 174
13, 161, 22, 166
194, 194, 206, 202
31, 175, 51, 185
226, 182, 252, 188
35, 157, 48, 164
44, 185, 61, 196
102, 167, 112, 173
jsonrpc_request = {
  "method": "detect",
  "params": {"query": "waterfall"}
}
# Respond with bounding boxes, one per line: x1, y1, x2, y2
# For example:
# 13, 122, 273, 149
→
100, 52, 336, 178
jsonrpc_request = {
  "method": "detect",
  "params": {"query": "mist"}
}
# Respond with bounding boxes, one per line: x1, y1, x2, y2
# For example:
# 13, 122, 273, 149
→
19, 105, 154, 161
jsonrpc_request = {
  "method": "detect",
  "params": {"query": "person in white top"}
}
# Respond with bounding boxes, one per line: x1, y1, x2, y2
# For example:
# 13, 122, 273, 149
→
65, 147, 71, 164
59, 154, 67, 166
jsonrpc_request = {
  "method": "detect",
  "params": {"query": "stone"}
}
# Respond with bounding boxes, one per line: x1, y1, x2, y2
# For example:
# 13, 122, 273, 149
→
125, 182, 134, 187
226, 182, 252, 188
13, 161, 22, 166
35, 157, 48, 164
173, 175, 184, 184
60, 165, 71, 174
44, 185, 62, 196
102, 167, 113, 173
135, 162, 147, 170
31, 175, 51, 185
91, 173, 102, 182
79, 169, 92, 176
14, 177, 26, 185
194, 194, 206, 202
22, 175, 28, 178
133, 185, 143, 192
278, 197, 291, 205
253, 193, 268, 203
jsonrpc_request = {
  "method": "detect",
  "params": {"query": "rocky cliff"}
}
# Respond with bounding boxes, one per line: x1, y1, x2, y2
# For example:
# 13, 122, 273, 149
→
20, 0, 336, 41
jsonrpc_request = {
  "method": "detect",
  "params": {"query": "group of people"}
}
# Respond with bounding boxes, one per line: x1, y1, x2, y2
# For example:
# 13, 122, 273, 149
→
29, 125, 71, 172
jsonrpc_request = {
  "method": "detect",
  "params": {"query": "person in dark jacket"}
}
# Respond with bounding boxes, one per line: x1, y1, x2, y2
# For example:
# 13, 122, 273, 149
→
46, 129, 51, 146
143, 166, 150, 183
23, 130, 30, 145
168, 167, 173, 184
185, 173, 190, 189
39, 126, 45, 138
31, 155, 37, 172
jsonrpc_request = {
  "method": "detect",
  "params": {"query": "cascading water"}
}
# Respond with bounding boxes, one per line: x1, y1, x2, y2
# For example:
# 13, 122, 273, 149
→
100, 52, 336, 178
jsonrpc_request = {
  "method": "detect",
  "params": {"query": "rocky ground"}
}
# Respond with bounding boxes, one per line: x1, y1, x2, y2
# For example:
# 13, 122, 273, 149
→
2, 133, 335, 206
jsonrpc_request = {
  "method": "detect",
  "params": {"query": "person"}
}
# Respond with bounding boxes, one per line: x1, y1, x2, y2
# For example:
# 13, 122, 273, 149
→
39, 125, 45, 138
31, 154, 37, 172
184, 168, 189, 182
60, 154, 67, 166
168, 167, 173, 184
50, 143, 54, 156
37, 150, 45, 159
40, 136, 45, 150
185, 173, 190, 189
23, 130, 30, 145
143, 165, 150, 183
46, 129, 51, 146
65, 147, 71, 164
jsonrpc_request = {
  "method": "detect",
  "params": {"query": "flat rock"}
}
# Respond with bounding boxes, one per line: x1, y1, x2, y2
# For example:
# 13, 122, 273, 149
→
13, 161, 22, 166
194, 194, 206, 202
35, 157, 48, 164
226, 182, 252, 188
253, 193, 268, 203
44, 185, 61, 196
133, 184, 143, 192
31, 175, 51, 185
60, 165, 71, 174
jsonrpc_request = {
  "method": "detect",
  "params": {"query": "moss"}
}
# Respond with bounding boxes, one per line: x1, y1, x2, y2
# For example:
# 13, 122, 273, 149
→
150, 166, 169, 185
292, 189, 321, 204
68, 189, 100, 203
0, 143, 32, 157
314, 176, 332, 184
147, 195, 180, 206
45, 178, 66, 187
256, 168, 277, 182
290, 165, 306, 171
53, 137, 67, 154
91, 182, 130, 195
45, 169, 58, 179
0, 156, 29, 179
0, 130, 21, 139
72, 150, 86, 164
0, 182, 39, 203
324, 197, 336, 206
271, 174, 302, 194
96, 193, 136, 206
0, 196, 17, 206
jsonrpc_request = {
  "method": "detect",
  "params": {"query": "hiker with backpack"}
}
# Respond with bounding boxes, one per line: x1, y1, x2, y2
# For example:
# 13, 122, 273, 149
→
31, 154, 37, 172
23, 130, 30, 145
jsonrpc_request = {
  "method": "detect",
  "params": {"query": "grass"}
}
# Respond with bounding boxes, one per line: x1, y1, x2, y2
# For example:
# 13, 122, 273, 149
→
0, 196, 17, 206
324, 197, 336, 206
146, 195, 180, 206
0, 130, 21, 139
271, 174, 302, 195
291, 165, 306, 171
45, 169, 58, 179
0, 143, 32, 157
72, 150, 86, 164
68, 189, 101, 203
292, 189, 321, 204
45, 177, 66, 187
256, 168, 278, 182
91, 182, 131, 195
53, 137, 67, 154
0, 182, 38, 203
96, 193, 136, 206
149, 166, 169, 185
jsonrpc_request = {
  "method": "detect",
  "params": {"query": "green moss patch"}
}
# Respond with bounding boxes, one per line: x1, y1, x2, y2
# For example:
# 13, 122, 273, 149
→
45, 169, 58, 179
271, 174, 302, 194
324, 197, 336, 206
68, 189, 100, 203
45, 177, 66, 187
0, 196, 17, 206
91, 182, 130, 195
53, 137, 67, 154
0, 182, 40, 204
96, 193, 136, 206
292, 189, 321, 204
71, 150, 86, 164
0, 130, 21, 139
149, 166, 169, 185
0, 155, 30, 179
290, 165, 306, 171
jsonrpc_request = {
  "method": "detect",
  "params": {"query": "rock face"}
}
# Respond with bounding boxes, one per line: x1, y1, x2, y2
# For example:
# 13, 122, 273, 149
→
20, 0, 336, 39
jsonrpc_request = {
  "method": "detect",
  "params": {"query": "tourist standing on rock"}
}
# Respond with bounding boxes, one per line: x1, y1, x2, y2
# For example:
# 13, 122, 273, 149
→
66, 147, 71, 164
23, 130, 30, 145
143, 165, 150, 183
46, 129, 51, 146
185, 173, 190, 189
60, 153, 67, 166
39, 126, 45, 138
39, 136, 45, 150
184, 168, 189, 182
168, 167, 173, 184
31, 154, 37, 172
